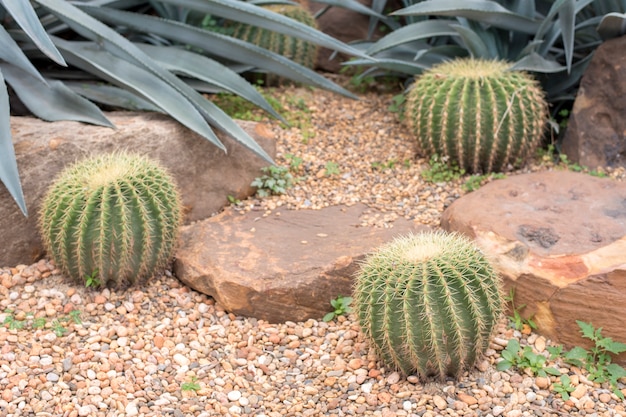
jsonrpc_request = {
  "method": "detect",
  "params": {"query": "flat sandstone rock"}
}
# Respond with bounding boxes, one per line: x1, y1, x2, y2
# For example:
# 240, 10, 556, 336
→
1, 113, 274, 267
442, 171, 626, 362
174, 203, 427, 323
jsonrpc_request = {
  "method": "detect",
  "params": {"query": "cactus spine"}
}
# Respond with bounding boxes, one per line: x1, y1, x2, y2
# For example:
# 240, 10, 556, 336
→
229, 4, 318, 69
354, 231, 503, 380
404, 58, 548, 173
39, 152, 182, 288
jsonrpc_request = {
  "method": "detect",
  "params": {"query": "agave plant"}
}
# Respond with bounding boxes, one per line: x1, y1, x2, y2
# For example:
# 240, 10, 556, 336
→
348, 0, 626, 117
0, 0, 374, 216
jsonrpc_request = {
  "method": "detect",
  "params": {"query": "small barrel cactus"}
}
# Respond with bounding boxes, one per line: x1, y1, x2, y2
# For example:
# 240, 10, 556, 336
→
39, 152, 182, 288
229, 4, 318, 69
404, 58, 548, 173
354, 231, 503, 380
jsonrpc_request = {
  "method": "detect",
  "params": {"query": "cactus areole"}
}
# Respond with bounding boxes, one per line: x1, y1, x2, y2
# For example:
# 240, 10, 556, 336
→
354, 231, 503, 380
404, 58, 548, 173
39, 153, 182, 288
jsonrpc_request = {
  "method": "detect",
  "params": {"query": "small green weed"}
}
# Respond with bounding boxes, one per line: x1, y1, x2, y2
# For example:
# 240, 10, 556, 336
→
2, 309, 82, 336
227, 195, 241, 206
388, 93, 406, 116
504, 288, 537, 332
251, 166, 295, 197
561, 321, 626, 399
181, 376, 202, 392
463, 173, 506, 192
421, 154, 465, 183
2, 309, 25, 330
497, 339, 560, 378
324, 161, 340, 177
538, 145, 607, 178
323, 295, 353, 322
552, 374, 576, 400
284, 153, 303, 172
84, 270, 101, 288
371, 159, 397, 171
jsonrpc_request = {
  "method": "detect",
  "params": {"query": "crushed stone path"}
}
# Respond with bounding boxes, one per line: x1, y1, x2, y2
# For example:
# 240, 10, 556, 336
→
2, 82, 625, 417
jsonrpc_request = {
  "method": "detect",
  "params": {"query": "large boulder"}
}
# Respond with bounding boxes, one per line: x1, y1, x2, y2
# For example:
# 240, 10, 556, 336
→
1, 112, 275, 267
174, 203, 427, 323
561, 35, 626, 169
441, 171, 626, 363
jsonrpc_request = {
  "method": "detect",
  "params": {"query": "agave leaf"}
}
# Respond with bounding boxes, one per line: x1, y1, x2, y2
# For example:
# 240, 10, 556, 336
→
366, 20, 458, 55
0, 0, 66, 66
65, 82, 163, 112
557, 0, 576, 72
313, 0, 387, 19
78, 5, 357, 98
598, 12, 626, 40
136, 44, 284, 122
510, 52, 566, 73
157, 0, 368, 58
0, 25, 47, 84
1, 63, 114, 127
36, 0, 273, 162
451, 24, 492, 58
0, 70, 27, 216
393, 0, 540, 34
51, 38, 226, 151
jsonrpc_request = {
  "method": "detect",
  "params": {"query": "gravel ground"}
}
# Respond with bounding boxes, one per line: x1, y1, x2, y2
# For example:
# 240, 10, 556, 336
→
1, 80, 625, 417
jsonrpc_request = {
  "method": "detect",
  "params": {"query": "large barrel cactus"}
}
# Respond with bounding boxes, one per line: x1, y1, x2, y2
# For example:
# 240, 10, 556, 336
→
229, 4, 318, 69
354, 231, 503, 380
404, 58, 548, 173
39, 152, 182, 288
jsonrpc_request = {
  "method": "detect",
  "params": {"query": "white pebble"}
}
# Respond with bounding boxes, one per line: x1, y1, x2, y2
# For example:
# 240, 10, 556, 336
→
361, 382, 372, 394
403, 400, 412, 411
173, 354, 190, 367
40, 356, 53, 366
239, 396, 249, 406
198, 303, 210, 314
70, 294, 82, 304
125, 401, 139, 416
77, 405, 92, 416
229, 405, 242, 414
228, 390, 242, 401
493, 405, 505, 416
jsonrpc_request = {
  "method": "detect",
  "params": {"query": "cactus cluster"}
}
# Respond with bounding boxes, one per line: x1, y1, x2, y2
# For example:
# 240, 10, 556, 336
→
228, 4, 318, 69
39, 152, 182, 289
353, 231, 503, 380
404, 58, 548, 173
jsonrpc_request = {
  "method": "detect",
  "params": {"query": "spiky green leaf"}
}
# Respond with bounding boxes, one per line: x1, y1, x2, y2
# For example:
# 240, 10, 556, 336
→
0, 71, 27, 216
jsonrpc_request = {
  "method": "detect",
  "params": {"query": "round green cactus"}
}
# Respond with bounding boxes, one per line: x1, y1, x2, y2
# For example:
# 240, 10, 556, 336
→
404, 58, 548, 173
354, 231, 503, 380
229, 4, 318, 69
39, 152, 182, 288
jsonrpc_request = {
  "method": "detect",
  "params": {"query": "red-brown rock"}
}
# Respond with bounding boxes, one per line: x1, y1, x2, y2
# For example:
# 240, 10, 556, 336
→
441, 171, 626, 362
561, 35, 626, 169
1, 112, 275, 267
174, 203, 427, 323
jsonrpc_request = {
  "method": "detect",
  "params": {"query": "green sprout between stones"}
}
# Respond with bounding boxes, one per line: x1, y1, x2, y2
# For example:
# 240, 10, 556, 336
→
251, 166, 295, 197
84, 270, 101, 288
552, 374, 576, 400
421, 154, 465, 183
181, 376, 202, 392
227, 195, 242, 206
463, 173, 507, 192
561, 321, 626, 400
284, 153, 303, 172
504, 288, 537, 332
498, 321, 626, 401
324, 161, 340, 177
323, 295, 353, 322
497, 339, 561, 378
2, 309, 81, 336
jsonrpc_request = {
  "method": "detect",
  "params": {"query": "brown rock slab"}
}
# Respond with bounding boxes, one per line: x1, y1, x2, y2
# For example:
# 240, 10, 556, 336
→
561, 35, 626, 169
1, 112, 275, 267
174, 203, 427, 323
441, 171, 626, 362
